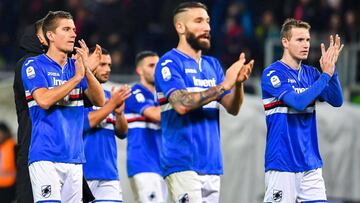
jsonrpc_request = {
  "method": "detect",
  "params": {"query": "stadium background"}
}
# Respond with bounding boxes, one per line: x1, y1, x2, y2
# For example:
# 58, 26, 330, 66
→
0, 0, 359, 202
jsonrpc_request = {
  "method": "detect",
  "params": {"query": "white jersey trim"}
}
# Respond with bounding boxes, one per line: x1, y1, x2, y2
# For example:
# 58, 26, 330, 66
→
128, 121, 160, 130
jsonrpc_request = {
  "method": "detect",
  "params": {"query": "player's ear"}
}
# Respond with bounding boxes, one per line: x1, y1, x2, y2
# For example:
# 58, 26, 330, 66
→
46, 31, 54, 42
175, 22, 185, 34
135, 66, 142, 76
281, 37, 288, 48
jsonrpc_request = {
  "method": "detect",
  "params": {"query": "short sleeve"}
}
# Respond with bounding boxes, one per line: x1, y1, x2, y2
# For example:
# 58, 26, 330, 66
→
21, 58, 48, 94
154, 57, 187, 98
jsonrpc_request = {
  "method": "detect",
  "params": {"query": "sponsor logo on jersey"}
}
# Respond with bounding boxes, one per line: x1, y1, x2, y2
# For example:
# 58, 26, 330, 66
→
26, 66, 36, 79
53, 78, 67, 86
25, 59, 34, 66
292, 86, 308, 93
161, 59, 173, 66
270, 75, 281, 88
132, 89, 141, 95
193, 76, 216, 87
288, 79, 297, 84
135, 93, 145, 103
272, 189, 282, 202
48, 72, 60, 77
266, 70, 276, 76
41, 185, 51, 198
185, 68, 197, 74
161, 66, 171, 81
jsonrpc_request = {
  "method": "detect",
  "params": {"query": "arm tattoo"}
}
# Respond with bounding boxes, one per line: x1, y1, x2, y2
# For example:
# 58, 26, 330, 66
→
169, 85, 226, 111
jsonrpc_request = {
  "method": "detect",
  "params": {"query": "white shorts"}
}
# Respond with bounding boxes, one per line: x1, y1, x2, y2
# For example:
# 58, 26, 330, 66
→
29, 161, 82, 203
130, 172, 168, 203
165, 170, 220, 203
87, 180, 123, 202
264, 168, 327, 203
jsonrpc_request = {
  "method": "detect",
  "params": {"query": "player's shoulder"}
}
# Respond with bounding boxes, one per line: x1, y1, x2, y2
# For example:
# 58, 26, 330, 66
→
301, 63, 318, 72
158, 49, 181, 64
262, 61, 285, 77
22, 54, 44, 67
131, 83, 143, 92
202, 54, 218, 62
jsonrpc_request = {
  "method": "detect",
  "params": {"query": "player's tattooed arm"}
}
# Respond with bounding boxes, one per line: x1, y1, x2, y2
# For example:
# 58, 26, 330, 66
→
168, 85, 225, 115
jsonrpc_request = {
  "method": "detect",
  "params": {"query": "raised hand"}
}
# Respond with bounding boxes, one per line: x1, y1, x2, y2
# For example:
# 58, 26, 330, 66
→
75, 39, 90, 70
320, 34, 344, 76
222, 53, 246, 90
88, 44, 102, 72
74, 51, 85, 79
110, 85, 131, 108
236, 59, 254, 83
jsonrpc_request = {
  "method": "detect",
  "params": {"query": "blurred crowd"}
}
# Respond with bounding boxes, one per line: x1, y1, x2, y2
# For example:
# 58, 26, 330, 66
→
0, 0, 359, 76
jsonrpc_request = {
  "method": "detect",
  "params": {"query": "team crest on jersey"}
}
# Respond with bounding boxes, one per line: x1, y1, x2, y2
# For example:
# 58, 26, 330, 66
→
272, 189, 282, 202
26, 66, 36, 79
270, 75, 281, 88
41, 185, 51, 198
161, 66, 171, 81
178, 193, 189, 203
135, 93, 145, 103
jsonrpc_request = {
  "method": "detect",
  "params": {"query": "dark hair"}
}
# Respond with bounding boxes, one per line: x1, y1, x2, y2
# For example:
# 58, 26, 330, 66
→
0, 122, 11, 139
135, 50, 158, 66
42, 11, 73, 44
280, 18, 311, 41
173, 2, 207, 23
89, 46, 110, 55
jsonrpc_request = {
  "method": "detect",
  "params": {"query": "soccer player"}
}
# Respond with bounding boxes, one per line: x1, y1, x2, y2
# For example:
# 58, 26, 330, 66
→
83, 47, 131, 202
21, 11, 105, 202
261, 18, 344, 203
125, 51, 167, 203
154, 2, 254, 202
13, 17, 47, 203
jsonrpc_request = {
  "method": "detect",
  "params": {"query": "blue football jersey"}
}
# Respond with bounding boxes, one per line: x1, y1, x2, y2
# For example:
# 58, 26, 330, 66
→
261, 60, 324, 172
154, 48, 226, 176
83, 90, 119, 180
22, 54, 87, 164
124, 83, 162, 177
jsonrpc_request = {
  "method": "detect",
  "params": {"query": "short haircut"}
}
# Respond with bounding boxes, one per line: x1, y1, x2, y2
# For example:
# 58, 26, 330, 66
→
280, 18, 311, 41
173, 2, 208, 24
89, 47, 110, 55
35, 17, 45, 34
135, 50, 158, 67
42, 11, 73, 44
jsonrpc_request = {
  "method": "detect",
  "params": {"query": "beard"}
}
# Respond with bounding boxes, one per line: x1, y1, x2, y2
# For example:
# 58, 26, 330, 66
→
185, 31, 211, 52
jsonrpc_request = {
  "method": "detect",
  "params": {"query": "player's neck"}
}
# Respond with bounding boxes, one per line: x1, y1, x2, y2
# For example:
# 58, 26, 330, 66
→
46, 46, 68, 68
281, 54, 301, 70
140, 80, 155, 93
177, 41, 202, 63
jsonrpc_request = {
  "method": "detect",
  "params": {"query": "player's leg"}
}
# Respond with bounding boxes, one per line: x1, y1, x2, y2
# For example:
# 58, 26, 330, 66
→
297, 168, 327, 203
165, 170, 202, 203
129, 172, 167, 203
200, 174, 220, 203
90, 180, 123, 202
263, 170, 297, 203
61, 163, 83, 203
28, 161, 62, 202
